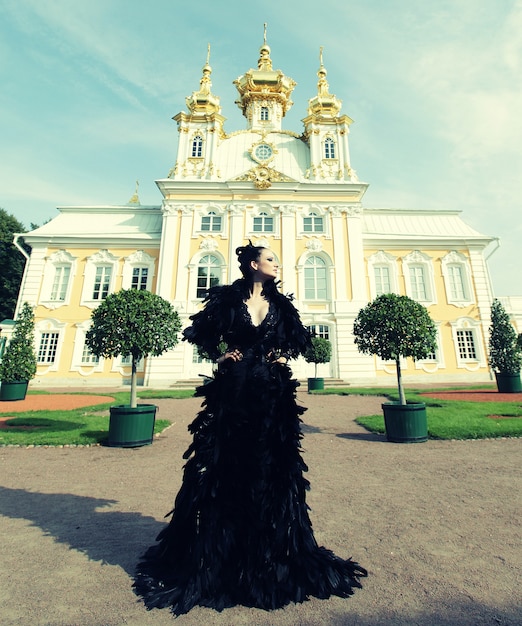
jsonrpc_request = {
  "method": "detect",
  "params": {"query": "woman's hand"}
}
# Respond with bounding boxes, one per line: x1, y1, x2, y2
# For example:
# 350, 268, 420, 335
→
217, 349, 243, 364
267, 350, 288, 365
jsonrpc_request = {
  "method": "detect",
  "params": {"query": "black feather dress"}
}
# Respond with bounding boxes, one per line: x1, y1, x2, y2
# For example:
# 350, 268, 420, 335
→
134, 280, 366, 615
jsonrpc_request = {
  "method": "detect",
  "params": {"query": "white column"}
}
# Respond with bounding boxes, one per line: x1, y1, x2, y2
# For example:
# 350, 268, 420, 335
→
344, 206, 366, 302
280, 204, 297, 294
174, 205, 194, 302
227, 203, 245, 283
330, 206, 347, 301
155, 202, 179, 301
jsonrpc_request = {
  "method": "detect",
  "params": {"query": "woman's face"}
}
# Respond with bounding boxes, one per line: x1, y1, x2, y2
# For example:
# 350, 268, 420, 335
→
250, 249, 279, 281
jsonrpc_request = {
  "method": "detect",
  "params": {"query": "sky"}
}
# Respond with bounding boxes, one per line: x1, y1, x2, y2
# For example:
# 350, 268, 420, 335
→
1, 0, 521, 296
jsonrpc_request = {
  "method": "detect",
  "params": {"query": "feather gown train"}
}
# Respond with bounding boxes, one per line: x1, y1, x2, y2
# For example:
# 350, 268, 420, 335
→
133, 282, 367, 615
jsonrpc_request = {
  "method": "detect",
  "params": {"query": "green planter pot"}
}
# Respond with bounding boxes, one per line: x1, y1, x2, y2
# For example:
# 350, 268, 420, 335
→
382, 401, 428, 444
108, 404, 158, 448
0, 380, 29, 401
494, 372, 522, 393
307, 377, 324, 392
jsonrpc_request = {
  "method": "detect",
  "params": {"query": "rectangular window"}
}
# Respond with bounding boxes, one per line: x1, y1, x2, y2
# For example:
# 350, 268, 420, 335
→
448, 265, 466, 300
307, 324, 330, 340
201, 214, 222, 232
253, 215, 273, 233
374, 266, 391, 296
456, 329, 477, 360
303, 215, 324, 233
304, 268, 327, 300
131, 267, 148, 290
38, 332, 59, 364
260, 106, 269, 121
50, 266, 70, 301
92, 266, 112, 300
410, 266, 427, 300
81, 342, 99, 365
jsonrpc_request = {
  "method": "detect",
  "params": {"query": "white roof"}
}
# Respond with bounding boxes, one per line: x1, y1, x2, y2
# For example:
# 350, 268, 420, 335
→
362, 208, 491, 242
217, 131, 309, 182
24, 205, 162, 242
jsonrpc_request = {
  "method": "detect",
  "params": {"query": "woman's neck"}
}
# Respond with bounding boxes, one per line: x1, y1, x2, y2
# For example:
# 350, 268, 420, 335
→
250, 281, 265, 298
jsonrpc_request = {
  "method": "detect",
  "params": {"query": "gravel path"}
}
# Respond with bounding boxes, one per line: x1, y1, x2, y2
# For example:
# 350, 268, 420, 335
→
0, 391, 520, 625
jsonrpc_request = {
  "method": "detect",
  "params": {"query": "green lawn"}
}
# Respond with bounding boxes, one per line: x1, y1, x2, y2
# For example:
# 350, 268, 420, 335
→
316, 387, 522, 440
0, 390, 192, 446
2, 387, 521, 445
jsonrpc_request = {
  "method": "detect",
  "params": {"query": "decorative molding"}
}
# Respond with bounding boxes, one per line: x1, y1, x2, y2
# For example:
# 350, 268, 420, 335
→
199, 237, 219, 251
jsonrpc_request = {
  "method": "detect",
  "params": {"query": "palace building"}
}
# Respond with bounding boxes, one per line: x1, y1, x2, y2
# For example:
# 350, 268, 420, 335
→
11, 39, 501, 387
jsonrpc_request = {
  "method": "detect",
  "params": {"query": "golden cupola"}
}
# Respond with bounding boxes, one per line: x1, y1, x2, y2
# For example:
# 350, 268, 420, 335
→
185, 44, 221, 116
307, 47, 343, 118
233, 25, 296, 130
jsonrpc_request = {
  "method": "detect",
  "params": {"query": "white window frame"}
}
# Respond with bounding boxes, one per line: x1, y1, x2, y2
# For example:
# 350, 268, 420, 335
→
450, 317, 486, 371
189, 251, 226, 301
415, 323, 445, 372
298, 205, 330, 239
367, 251, 398, 298
260, 106, 269, 121
190, 134, 204, 158
40, 250, 76, 309
80, 250, 119, 309
35, 318, 67, 373
323, 136, 336, 160
122, 250, 155, 291
248, 204, 279, 238
71, 321, 104, 374
111, 354, 145, 377
195, 205, 227, 237
403, 250, 436, 305
441, 251, 474, 307
301, 253, 330, 302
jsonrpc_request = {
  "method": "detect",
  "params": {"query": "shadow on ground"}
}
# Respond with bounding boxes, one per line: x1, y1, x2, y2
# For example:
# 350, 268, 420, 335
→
0, 486, 165, 576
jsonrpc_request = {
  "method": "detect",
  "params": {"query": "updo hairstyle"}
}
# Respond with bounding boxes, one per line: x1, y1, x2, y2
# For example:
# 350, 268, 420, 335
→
235, 241, 265, 279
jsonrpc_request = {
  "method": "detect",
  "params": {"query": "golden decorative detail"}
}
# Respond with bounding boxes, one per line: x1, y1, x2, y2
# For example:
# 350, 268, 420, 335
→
127, 180, 141, 205
233, 165, 294, 189
185, 45, 221, 115
307, 46, 342, 118
233, 30, 296, 118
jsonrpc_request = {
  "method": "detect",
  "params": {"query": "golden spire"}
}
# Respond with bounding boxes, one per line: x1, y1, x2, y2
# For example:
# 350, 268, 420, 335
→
185, 45, 221, 114
234, 25, 296, 122
258, 22, 272, 71
127, 180, 141, 205
307, 46, 342, 117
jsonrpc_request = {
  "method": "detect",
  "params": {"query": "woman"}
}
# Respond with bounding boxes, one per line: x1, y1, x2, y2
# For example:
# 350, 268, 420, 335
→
134, 242, 366, 615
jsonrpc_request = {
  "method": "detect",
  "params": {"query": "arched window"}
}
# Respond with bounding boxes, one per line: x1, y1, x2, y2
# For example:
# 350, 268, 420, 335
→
304, 256, 328, 300
191, 135, 203, 158
324, 137, 336, 159
197, 254, 220, 298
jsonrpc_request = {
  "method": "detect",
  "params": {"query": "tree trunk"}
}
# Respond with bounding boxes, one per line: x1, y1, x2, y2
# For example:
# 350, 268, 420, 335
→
396, 357, 406, 405
130, 357, 138, 408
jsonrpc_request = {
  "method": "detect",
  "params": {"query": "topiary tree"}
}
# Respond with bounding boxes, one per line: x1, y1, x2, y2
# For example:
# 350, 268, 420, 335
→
85, 289, 181, 408
304, 336, 332, 378
488, 299, 522, 375
353, 293, 437, 405
0, 302, 37, 383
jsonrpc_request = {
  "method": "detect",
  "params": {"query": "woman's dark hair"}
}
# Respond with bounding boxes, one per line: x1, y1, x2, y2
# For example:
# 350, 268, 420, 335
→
235, 241, 279, 298
236, 241, 265, 278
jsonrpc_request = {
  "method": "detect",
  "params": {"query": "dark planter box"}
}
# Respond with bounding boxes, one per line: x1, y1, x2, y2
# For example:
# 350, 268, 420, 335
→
0, 380, 29, 401
494, 372, 522, 393
108, 404, 158, 447
382, 401, 428, 443
307, 377, 324, 392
